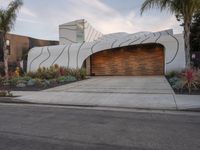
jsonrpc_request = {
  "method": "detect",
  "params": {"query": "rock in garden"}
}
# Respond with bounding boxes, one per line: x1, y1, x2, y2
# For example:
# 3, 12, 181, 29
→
16, 83, 26, 88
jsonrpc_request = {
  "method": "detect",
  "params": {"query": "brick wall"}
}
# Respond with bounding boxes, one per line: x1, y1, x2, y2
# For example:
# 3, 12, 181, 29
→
0, 32, 58, 63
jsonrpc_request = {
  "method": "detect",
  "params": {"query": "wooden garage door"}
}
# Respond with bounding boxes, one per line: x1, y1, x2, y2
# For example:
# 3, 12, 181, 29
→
91, 45, 164, 76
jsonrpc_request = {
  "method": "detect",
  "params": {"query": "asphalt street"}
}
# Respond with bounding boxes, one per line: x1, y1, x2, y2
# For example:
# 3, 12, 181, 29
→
0, 104, 199, 150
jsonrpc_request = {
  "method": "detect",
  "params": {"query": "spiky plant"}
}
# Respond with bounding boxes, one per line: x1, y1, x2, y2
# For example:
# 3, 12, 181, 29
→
182, 69, 199, 94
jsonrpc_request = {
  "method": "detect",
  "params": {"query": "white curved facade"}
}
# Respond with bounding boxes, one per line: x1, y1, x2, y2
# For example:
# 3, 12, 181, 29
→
59, 19, 103, 45
28, 22, 185, 74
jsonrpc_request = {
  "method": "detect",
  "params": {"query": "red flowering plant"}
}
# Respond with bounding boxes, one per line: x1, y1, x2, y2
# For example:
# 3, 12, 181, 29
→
59, 67, 65, 76
182, 69, 199, 94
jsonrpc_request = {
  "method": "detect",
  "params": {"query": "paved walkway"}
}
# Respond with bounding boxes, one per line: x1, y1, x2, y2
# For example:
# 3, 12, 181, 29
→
13, 76, 200, 110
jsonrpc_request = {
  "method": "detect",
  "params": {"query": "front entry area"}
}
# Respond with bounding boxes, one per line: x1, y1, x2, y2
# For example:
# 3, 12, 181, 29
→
90, 44, 165, 76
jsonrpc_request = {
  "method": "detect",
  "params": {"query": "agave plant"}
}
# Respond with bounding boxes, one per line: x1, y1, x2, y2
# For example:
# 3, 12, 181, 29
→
182, 69, 199, 94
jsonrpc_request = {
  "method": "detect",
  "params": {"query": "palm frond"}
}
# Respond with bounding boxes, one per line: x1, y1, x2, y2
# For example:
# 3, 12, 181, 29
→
141, 0, 200, 21
0, 0, 23, 33
141, 0, 158, 15
140, 0, 172, 15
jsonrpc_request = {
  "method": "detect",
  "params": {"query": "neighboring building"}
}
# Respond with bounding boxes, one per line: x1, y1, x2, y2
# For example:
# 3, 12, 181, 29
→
28, 19, 186, 75
0, 32, 58, 63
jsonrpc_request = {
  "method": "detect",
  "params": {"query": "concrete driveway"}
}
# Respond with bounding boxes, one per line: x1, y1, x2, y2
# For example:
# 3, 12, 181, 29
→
45, 76, 173, 94
14, 76, 182, 110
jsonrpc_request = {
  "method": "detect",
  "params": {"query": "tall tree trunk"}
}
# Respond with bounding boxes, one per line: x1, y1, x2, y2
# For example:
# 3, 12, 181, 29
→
2, 34, 9, 79
184, 19, 191, 68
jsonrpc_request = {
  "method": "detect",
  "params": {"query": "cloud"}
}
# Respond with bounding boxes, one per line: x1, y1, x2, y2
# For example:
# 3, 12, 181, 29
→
126, 10, 182, 34
7, 0, 182, 40
17, 18, 41, 24
20, 7, 37, 18
0, 0, 12, 8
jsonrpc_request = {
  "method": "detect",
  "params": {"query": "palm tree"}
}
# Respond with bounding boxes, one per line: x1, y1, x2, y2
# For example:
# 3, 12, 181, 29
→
190, 12, 200, 52
141, 0, 200, 68
0, 0, 23, 79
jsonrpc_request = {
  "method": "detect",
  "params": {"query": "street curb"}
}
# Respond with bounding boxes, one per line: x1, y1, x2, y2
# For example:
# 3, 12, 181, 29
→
1, 99, 200, 113
0, 97, 33, 104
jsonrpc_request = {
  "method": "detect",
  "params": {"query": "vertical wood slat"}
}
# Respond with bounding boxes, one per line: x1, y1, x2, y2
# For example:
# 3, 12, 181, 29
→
91, 45, 164, 76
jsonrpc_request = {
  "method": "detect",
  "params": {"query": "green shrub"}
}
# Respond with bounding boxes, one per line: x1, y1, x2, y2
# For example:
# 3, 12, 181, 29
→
36, 67, 46, 79
26, 71, 37, 78
5, 76, 30, 86
34, 78, 43, 87
65, 75, 77, 82
70, 68, 86, 80
49, 79, 58, 85
48, 66, 60, 79
43, 80, 50, 87
169, 77, 183, 90
17, 79, 27, 84
2, 80, 10, 86
0, 76, 5, 86
57, 76, 67, 83
172, 79, 184, 90
31, 66, 60, 79
20, 76, 32, 81
1, 65, 86, 89
59, 67, 69, 76
27, 66, 86, 80
27, 79, 36, 86
8, 77, 19, 86
57, 76, 77, 83
167, 71, 179, 78
16, 83, 26, 88
169, 77, 179, 85
79, 68, 87, 79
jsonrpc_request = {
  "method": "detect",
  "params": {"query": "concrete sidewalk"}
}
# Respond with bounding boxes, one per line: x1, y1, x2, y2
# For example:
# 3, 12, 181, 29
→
13, 76, 200, 111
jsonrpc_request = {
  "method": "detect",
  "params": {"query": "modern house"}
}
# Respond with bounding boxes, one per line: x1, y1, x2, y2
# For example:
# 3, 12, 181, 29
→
27, 19, 186, 76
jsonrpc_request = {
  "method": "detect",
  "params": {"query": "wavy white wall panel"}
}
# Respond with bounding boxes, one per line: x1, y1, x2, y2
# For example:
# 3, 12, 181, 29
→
84, 22, 103, 42
59, 19, 103, 45
59, 21, 79, 45
27, 29, 185, 74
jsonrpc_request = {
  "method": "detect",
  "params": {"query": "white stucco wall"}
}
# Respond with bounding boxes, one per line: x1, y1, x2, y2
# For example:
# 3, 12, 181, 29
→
27, 29, 186, 74
59, 19, 103, 45
59, 20, 84, 45
158, 33, 185, 73
84, 21, 103, 42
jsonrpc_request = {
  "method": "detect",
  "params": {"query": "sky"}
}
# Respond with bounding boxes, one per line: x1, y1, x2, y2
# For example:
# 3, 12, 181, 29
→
0, 0, 183, 41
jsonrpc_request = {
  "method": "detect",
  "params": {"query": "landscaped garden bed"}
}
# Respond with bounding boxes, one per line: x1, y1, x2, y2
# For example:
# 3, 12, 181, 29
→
166, 69, 200, 95
0, 64, 87, 92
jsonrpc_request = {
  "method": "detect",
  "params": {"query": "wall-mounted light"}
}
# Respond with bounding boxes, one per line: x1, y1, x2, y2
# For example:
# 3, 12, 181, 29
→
6, 39, 11, 55
6, 39, 10, 46
192, 54, 196, 59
